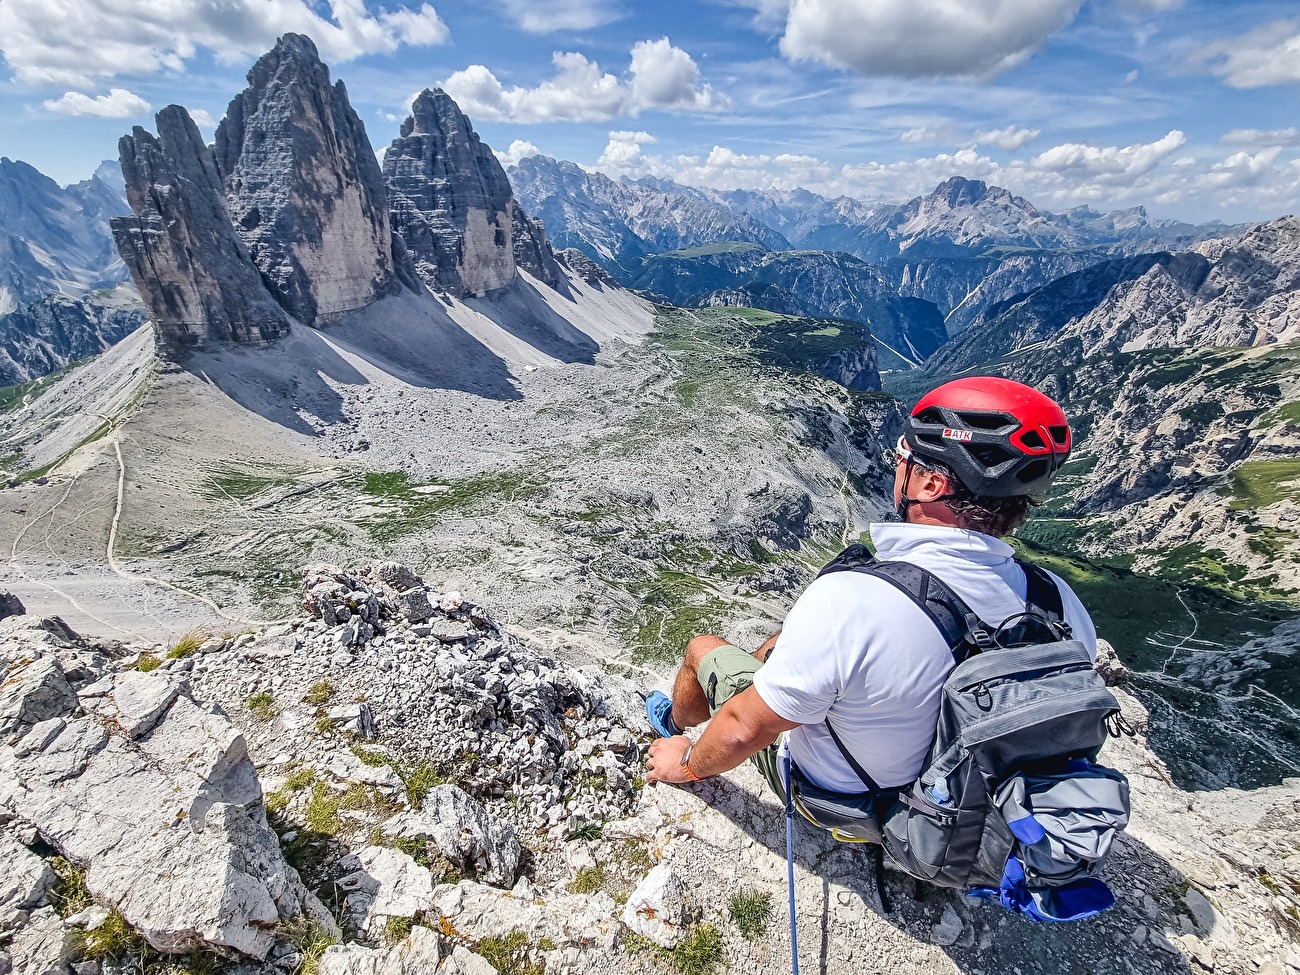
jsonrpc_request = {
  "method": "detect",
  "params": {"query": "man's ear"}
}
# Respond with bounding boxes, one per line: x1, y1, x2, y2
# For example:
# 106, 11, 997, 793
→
911, 467, 953, 502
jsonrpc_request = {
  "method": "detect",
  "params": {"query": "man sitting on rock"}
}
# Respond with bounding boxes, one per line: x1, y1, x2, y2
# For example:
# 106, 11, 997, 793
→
643, 377, 1097, 806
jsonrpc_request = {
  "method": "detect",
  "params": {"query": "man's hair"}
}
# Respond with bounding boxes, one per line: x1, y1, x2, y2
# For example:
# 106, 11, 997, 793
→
915, 456, 1037, 537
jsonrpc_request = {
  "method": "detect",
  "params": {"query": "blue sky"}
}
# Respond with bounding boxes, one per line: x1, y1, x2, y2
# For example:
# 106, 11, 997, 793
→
2, 0, 1299, 223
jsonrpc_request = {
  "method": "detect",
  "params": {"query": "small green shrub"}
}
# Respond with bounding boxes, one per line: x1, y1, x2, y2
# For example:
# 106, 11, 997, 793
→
167, 628, 209, 659
134, 652, 161, 673
570, 821, 602, 842
474, 930, 544, 975
282, 917, 339, 975
304, 783, 343, 834
399, 761, 444, 807
284, 768, 317, 792
81, 909, 149, 961
303, 681, 334, 705
384, 913, 427, 944
626, 925, 724, 975
728, 889, 773, 940
314, 716, 335, 735
49, 856, 91, 916
538, 937, 556, 951
247, 692, 278, 721
568, 865, 605, 895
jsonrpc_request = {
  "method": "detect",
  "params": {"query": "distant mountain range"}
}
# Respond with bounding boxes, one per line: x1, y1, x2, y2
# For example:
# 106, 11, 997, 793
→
509, 156, 1243, 334
0, 157, 130, 315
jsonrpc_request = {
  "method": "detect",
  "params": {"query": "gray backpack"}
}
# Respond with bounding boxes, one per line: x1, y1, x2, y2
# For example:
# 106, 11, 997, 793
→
815, 544, 1131, 922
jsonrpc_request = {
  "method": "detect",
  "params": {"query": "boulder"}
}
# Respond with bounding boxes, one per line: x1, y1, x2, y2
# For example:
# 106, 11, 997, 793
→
381, 785, 521, 887
620, 864, 687, 949
317, 925, 442, 975
0, 656, 77, 740
1095, 639, 1130, 686
336, 847, 438, 938
0, 594, 25, 621
0, 662, 333, 959
0, 832, 54, 932
214, 33, 397, 326
5, 907, 75, 975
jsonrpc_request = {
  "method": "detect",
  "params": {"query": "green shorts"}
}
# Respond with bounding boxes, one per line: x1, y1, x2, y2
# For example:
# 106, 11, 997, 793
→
697, 644, 786, 799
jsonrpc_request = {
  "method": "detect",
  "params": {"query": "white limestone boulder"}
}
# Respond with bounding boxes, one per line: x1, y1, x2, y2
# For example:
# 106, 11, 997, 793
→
336, 846, 438, 938
0, 668, 335, 959
620, 863, 687, 949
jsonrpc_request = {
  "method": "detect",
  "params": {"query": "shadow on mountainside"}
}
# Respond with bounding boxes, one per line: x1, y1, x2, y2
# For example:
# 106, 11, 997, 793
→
679, 774, 1204, 975
185, 292, 524, 436
465, 276, 601, 365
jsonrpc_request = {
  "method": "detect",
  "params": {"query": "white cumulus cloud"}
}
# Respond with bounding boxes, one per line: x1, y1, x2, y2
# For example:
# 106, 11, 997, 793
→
974, 126, 1040, 151
42, 87, 151, 118
496, 139, 542, 168
1221, 127, 1300, 147
597, 130, 656, 170
1194, 19, 1300, 88
498, 0, 623, 33
779, 0, 1082, 79
0, 0, 449, 87
1196, 147, 1283, 189
440, 38, 726, 123
1029, 130, 1186, 182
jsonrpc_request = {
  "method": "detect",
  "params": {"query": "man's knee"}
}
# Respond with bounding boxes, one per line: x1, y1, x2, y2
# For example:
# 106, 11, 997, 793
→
685, 633, 728, 668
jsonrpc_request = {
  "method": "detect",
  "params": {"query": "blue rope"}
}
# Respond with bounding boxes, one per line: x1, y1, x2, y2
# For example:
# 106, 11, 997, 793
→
782, 748, 799, 975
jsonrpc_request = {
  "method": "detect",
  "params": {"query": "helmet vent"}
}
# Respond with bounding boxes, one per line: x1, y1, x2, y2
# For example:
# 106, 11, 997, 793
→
968, 444, 1013, 467
1020, 430, 1046, 450
1017, 459, 1051, 483
916, 407, 945, 425
956, 411, 1015, 431
1048, 425, 1069, 446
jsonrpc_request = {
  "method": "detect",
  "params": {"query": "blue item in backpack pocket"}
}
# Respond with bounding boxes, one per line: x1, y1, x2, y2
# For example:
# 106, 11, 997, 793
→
970, 856, 1116, 922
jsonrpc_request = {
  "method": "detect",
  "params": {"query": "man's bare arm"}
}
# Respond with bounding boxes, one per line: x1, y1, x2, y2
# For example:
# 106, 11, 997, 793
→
645, 686, 798, 783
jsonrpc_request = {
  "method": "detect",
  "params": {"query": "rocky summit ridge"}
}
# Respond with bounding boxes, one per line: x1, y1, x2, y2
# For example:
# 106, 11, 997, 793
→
110, 35, 561, 357
3, 563, 1299, 975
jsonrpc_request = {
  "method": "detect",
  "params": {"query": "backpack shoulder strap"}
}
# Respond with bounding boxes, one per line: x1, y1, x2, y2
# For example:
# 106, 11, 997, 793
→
819, 546, 995, 661
1015, 559, 1072, 637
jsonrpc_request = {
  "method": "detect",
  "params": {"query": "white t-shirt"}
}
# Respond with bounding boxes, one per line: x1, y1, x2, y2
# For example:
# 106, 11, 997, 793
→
752, 523, 1098, 793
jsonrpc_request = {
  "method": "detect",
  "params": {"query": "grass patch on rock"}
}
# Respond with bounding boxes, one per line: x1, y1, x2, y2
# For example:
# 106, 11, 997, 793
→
473, 930, 545, 975
728, 889, 773, 940
625, 925, 724, 975
246, 692, 279, 721
1226, 459, 1300, 510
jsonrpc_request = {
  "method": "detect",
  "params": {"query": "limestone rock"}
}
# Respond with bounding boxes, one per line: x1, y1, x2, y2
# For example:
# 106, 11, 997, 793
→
215, 33, 396, 326
78, 670, 180, 738
0, 656, 77, 740
6, 907, 74, 975
1094, 639, 1130, 686
0, 654, 332, 959
0, 832, 54, 932
317, 925, 443, 975
381, 785, 521, 887
110, 105, 291, 355
620, 863, 687, 949
384, 90, 516, 297
336, 846, 438, 938
512, 201, 561, 289
555, 249, 616, 289
432, 879, 616, 948
0, 593, 26, 621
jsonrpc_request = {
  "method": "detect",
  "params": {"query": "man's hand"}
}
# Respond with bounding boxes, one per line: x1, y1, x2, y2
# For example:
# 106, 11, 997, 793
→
645, 734, 695, 784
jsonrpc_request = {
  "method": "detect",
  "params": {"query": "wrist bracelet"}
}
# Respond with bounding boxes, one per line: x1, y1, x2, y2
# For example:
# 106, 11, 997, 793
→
680, 741, 703, 781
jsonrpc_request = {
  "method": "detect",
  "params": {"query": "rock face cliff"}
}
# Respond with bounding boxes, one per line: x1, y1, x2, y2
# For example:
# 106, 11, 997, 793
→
383, 89, 517, 297
110, 107, 291, 354
214, 34, 396, 326
512, 200, 562, 288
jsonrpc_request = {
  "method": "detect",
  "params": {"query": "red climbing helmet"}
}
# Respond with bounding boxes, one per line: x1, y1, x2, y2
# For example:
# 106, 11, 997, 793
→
903, 377, 1072, 498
